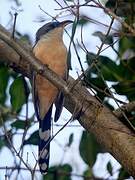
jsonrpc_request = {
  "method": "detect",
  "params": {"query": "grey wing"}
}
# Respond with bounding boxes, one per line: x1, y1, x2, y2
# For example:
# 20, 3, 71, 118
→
54, 70, 68, 122
54, 92, 64, 122
31, 73, 40, 121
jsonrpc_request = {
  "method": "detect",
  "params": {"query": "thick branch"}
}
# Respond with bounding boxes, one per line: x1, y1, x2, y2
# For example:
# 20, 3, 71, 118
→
0, 25, 135, 177
114, 101, 135, 118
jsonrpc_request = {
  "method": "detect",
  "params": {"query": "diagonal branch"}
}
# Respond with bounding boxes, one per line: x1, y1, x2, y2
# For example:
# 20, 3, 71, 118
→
0, 25, 135, 177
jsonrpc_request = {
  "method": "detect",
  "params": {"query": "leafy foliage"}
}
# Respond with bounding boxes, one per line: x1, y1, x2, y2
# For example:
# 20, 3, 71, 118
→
86, 53, 119, 81
0, 65, 9, 104
118, 167, 130, 179
93, 31, 113, 45
0, 0, 135, 179
66, 133, 74, 147
0, 137, 6, 151
107, 161, 113, 176
67, 19, 78, 70
43, 164, 72, 180
9, 76, 30, 112
23, 130, 39, 145
85, 41, 135, 125
83, 168, 93, 179
11, 119, 31, 129
78, 16, 89, 25
105, 0, 135, 17
79, 131, 102, 167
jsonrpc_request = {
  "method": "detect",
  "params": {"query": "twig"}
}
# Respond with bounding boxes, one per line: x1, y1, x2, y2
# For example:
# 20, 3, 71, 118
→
114, 101, 135, 118
0, 166, 94, 178
12, 13, 18, 39
2, 119, 32, 173
92, 0, 135, 36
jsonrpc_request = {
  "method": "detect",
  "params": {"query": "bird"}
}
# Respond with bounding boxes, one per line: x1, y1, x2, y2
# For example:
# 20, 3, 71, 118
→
32, 20, 73, 174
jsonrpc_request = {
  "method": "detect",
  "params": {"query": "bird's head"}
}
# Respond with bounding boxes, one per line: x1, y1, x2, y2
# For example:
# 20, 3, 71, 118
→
36, 20, 73, 42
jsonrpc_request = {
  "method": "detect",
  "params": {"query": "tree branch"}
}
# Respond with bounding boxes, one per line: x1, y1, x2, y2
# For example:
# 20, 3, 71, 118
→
114, 101, 135, 118
0, 25, 135, 177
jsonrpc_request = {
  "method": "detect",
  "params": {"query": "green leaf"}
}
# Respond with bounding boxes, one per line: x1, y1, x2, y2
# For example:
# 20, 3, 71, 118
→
44, 164, 72, 180
0, 65, 9, 104
0, 138, 5, 150
87, 77, 107, 92
112, 81, 135, 101
11, 119, 31, 129
86, 53, 124, 100
115, 59, 135, 81
122, 2, 134, 17
67, 19, 78, 70
86, 52, 97, 67
107, 161, 113, 176
16, 31, 32, 48
43, 166, 56, 180
79, 131, 102, 167
9, 76, 30, 112
124, 57, 135, 77
85, 74, 111, 101
67, 49, 72, 70
86, 53, 122, 81
105, 0, 116, 9
98, 56, 118, 81
23, 130, 38, 145
78, 17, 89, 25
117, 61, 131, 81
118, 167, 130, 179
83, 168, 93, 179
71, 19, 78, 42
58, 164, 72, 180
93, 31, 113, 45
119, 37, 135, 57
67, 133, 74, 147
105, 0, 135, 17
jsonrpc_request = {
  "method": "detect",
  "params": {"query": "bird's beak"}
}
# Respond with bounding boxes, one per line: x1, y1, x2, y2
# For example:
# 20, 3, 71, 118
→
61, 20, 73, 27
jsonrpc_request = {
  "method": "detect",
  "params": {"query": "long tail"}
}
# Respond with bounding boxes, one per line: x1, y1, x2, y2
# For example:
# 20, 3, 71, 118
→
38, 105, 53, 174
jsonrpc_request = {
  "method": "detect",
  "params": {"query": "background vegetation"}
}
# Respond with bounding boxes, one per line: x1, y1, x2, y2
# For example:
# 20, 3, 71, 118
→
0, 0, 135, 179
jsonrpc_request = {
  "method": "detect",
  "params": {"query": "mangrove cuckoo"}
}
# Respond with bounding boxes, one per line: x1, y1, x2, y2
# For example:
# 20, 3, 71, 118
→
33, 20, 72, 174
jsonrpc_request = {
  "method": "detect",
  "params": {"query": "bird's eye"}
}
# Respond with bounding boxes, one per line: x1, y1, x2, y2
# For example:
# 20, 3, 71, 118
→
53, 22, 60, 28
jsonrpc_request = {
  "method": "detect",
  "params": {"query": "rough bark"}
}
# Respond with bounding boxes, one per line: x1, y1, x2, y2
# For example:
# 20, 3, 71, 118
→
0, 25, 135, 177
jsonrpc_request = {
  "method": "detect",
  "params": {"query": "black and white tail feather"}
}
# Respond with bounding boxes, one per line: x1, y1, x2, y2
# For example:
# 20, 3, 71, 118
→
32, 74, 64, 174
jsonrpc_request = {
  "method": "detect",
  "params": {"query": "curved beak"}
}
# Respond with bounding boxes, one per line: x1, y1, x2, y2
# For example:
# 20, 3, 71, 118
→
61, 20, 73, 27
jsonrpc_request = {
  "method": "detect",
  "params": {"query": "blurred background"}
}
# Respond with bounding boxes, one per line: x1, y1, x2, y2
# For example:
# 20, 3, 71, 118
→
0, 0, 135, 179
